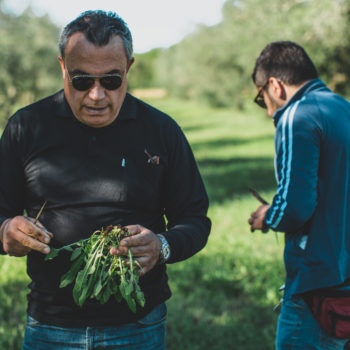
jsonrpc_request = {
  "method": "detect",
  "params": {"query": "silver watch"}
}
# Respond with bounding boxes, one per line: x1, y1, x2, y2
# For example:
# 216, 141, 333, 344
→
158, 234, 170, 264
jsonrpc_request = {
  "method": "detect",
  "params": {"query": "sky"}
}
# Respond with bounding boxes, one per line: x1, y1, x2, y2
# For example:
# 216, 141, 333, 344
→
2, 0, 227, 53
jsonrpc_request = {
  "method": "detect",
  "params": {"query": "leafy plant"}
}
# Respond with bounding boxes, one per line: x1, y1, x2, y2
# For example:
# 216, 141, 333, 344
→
45, 225, 145, 312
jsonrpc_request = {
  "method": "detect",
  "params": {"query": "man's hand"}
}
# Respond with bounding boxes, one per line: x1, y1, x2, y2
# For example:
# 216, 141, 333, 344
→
248, 204, 270, 233
0, 216, 53, 257
109, 224, 161, 275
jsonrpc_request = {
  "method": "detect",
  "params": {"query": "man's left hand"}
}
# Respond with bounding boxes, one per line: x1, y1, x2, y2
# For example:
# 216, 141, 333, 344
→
248, 204, 270, 232
109, 224, 161, 275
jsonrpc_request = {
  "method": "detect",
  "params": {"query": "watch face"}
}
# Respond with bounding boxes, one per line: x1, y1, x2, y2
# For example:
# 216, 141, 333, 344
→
159, 235, 170, 262
163, 245, 170, 260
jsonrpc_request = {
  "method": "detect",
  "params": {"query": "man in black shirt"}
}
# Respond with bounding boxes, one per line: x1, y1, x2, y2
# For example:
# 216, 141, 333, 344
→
0, 10, 210, 349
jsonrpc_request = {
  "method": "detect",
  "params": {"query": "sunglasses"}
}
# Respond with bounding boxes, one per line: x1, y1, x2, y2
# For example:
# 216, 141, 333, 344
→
254, 82, 269, 109
66, 70, 123, 91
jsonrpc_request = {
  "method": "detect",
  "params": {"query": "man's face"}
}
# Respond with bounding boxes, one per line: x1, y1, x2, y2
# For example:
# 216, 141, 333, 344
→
262, 87, 283, 117
58, 33, 133, 128
255, 79, 285, 117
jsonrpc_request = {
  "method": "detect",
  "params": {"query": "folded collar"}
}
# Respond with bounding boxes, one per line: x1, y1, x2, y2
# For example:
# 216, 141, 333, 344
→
273, 79, 329, 126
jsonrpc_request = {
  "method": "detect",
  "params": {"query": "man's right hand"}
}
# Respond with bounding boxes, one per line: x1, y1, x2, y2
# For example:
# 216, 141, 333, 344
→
0, 216, 53, 257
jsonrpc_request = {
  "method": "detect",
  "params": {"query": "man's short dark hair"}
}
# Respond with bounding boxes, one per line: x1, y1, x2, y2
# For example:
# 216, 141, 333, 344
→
252, 41, 318, 86
59, 10, 133, 62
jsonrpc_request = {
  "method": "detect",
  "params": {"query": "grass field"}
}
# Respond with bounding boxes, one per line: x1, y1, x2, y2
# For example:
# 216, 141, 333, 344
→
0, 97, 285, 350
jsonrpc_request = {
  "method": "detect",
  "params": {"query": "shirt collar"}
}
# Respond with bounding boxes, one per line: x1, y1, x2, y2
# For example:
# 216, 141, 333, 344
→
115, 93, 137, 122
53, 90, 137, 124
272, 79, 330, 126
53, 90, 75, 119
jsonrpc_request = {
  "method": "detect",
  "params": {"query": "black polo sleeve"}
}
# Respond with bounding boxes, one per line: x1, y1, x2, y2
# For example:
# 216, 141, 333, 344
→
0, 116, 26, 254
161, 122, 211, 263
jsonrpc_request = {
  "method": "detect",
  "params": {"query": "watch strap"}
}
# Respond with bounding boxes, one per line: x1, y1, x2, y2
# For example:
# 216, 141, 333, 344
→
157, 234, 170, 264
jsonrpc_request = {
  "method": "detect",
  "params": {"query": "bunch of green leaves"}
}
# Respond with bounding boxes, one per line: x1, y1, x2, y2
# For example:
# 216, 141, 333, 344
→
45, 225, 145, 312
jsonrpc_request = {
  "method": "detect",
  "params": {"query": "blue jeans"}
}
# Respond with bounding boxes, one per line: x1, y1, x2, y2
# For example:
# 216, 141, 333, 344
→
22, 303, 167, 350
276, 295, 347, 350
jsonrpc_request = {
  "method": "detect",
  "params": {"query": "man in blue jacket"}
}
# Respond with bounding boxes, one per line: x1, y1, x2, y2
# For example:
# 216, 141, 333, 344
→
248, 41, 350, 349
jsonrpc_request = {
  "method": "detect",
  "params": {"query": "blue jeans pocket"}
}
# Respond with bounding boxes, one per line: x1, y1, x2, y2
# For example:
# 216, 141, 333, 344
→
276, 296, 347, 350
24, 309, 167, 350
137, 302, 167, 326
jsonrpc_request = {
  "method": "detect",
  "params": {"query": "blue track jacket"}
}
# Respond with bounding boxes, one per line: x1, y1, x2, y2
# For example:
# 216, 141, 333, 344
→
265, 79, 350, 299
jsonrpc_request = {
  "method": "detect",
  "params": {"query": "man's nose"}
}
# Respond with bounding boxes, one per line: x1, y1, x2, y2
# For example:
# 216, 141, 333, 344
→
88, 81, 105, 100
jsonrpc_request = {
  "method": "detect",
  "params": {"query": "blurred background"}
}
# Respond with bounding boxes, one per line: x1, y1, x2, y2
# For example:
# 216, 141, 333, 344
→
0, 0, 349, 348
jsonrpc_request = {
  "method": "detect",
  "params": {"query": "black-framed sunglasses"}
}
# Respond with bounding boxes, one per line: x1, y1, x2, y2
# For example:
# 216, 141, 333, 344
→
254, 82, 269, 109
66, 70, 123, 91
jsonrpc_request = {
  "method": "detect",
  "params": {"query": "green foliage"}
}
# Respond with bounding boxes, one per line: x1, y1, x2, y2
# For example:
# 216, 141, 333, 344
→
154, 0, 350, 108
0, 6, 61, 127
0, 256, 29, 350
128, 49, 163, 89
46, 225, 145, 312
0, 97, 282, 349
1, 0, 350, 120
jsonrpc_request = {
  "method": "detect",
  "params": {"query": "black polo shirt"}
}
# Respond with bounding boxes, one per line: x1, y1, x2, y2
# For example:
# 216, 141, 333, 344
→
0, 90, 210, 327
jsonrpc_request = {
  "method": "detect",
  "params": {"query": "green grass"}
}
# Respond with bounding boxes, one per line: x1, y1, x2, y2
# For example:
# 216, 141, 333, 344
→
152, 97, 284, 349
0, 256, 29, 350
0, 97, 284, 349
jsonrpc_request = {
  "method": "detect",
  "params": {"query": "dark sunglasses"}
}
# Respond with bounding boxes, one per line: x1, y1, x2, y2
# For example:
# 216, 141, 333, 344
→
254, 82, 269, 109
66, 70, 123, 91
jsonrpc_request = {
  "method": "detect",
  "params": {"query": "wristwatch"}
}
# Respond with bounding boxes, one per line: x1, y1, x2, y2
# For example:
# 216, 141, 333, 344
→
157, 234, 171, 264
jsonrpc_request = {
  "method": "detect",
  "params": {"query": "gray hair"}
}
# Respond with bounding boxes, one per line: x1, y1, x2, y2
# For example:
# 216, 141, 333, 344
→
59, 10, 133, 62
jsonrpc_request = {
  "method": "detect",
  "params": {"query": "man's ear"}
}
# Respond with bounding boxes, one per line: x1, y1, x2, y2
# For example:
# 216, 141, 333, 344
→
58, 56, 66, 79
269, 77, 286, 100
127, 57, 135, 72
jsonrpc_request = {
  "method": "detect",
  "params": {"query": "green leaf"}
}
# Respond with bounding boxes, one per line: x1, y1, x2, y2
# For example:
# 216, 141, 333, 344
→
79, 260, 102, 306
110, 281, 118, 295
70, 247, 83, 261
125, 295, 136, 313
135, 286, 145, 307
78, 275, 92, 307
72, 241, 103, 307
73, 270, 85, 306
119, 281, 127, 299
44, 248, 60, 261
93, 268, 107, 297
63, 246, 74, 252
92, 277, 104, 299
125, 282, 133, 296
100, 283, 113, 304
59, 254, 85, 288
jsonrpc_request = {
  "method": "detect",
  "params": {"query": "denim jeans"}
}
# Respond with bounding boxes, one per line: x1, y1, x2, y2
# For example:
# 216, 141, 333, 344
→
22, 303, 167, 350
276, 295, 347, 350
